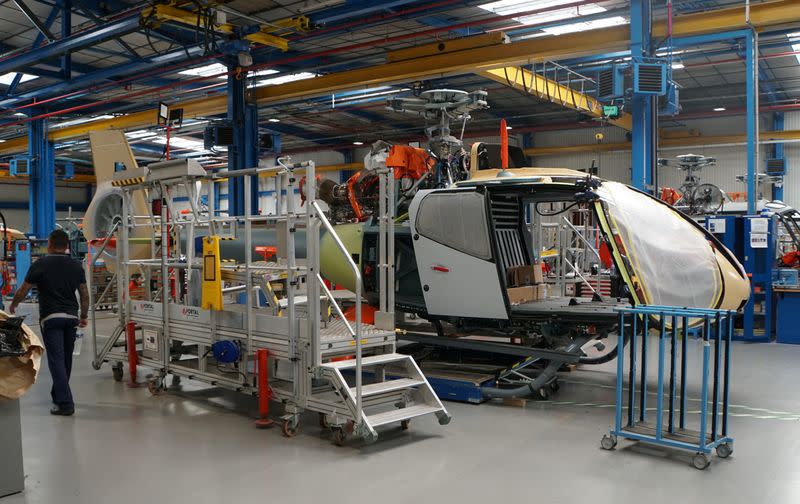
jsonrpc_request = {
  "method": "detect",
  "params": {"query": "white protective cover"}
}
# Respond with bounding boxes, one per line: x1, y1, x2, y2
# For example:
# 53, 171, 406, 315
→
596, 181, 723, 309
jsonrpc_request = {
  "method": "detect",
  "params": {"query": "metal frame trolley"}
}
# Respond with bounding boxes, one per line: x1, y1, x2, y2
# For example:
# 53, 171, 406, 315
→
601, 305, 734, 470
88, 157, 450, 445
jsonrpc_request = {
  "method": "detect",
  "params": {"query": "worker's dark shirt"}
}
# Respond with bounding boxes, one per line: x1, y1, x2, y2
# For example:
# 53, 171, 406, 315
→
25, 254, 86, 320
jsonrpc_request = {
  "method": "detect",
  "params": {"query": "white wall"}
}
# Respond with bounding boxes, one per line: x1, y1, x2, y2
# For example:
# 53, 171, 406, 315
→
0, 184, 88, 233
531, 113, 798, 207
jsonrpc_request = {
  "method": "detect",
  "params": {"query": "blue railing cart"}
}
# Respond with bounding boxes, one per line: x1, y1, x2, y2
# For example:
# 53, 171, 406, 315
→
601, 305, 735, 470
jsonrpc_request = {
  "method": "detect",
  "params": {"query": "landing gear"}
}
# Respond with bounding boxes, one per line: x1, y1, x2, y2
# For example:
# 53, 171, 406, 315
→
692, 453, 711, 470
601, 434, 617, 451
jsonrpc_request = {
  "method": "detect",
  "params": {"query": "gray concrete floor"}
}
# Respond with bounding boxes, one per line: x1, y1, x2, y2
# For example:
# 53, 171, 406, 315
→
6, 306, 800, 504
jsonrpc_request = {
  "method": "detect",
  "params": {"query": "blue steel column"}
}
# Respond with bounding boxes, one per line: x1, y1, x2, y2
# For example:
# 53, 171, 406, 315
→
28, 110, 56, 237
522, 132, 533, 166
630, 0, 654, 191
227, 60, 259, 216
773, 112, 784, 201
60, 0, 72, 79
746, 31, 757, 214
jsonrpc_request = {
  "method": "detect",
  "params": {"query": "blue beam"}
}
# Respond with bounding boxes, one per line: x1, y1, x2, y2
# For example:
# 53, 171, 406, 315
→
773, 111, 784, 201
311, 0, 422, 24
28, 110, 56, 236
630, 0, 654, 191
61, 0, 72, 80
227, 58, 259, 216
746, 30, 757, 214
0, 14, 140, 76
0, 46, 204, 110
5, 4, 60, 96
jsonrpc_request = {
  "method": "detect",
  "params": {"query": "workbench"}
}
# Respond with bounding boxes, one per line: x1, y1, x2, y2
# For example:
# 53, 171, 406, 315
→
774, 287, 800, 344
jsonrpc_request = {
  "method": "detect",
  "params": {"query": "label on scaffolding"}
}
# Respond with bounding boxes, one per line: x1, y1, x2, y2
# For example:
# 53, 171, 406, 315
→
143, 328, 159, 352
132, 301, 162, 318
170, 304, 210, 323
750, 233, 768, 249
750, 218, 768, 234
707, 218, 726, 234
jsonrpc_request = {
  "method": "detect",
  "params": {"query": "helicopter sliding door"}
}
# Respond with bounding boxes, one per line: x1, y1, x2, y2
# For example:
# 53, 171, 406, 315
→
409, 189, 508, 320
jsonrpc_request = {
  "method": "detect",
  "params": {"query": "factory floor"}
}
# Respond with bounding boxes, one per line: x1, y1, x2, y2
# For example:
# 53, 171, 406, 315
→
6, 307, 800, 504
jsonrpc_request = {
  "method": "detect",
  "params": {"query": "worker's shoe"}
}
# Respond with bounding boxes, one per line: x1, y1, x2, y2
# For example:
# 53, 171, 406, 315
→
50, 406, 74, 416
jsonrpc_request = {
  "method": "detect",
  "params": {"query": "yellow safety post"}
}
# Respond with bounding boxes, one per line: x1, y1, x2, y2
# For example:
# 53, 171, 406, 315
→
201, 236, 223, 310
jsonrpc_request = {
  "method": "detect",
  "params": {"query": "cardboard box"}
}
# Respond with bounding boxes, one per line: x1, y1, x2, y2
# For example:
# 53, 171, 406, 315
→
536, 284, 547, 300
507, 286, 537, 304
506, 263, 544, 287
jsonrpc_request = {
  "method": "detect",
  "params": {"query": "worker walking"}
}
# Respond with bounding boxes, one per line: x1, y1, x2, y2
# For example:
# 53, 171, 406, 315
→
9, 230, 89, 416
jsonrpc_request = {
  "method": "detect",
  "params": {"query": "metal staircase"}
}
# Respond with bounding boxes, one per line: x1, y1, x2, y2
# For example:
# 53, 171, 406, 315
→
320, 353, 451, 440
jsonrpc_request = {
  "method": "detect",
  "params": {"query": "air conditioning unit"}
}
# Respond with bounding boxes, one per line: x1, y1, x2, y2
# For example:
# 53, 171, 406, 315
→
634, 62, 667, 95
203, 121, 234, 149
9, 155, 32, 176
597, 65, 625, 100
766, 158, 786, 177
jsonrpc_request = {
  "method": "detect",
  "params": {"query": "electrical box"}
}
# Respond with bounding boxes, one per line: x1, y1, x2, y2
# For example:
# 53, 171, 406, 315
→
659, 83, 680, 116
8, 156, 32, 177
141, 326, 162, 360
57, 162, 74, 180
633, 61, 667, 95
602, 105, 621, 119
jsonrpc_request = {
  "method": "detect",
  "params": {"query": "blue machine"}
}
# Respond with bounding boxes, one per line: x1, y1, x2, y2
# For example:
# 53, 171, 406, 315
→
13, 241, 31, 291
705, 215, 776, 341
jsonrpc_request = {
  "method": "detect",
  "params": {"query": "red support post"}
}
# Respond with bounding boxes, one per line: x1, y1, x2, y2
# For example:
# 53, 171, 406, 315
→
255, 348, 274, 428
125, 321, 139, 387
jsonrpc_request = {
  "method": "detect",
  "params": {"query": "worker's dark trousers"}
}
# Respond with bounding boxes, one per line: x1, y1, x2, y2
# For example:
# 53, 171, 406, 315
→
41, 318, 78, 410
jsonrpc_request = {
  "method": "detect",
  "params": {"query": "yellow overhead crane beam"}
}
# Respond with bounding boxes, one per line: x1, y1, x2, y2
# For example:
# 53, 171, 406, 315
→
480, 66, 633, 131
525, 129, 800, 156
141, 4, 311, 51
1, 0, 799, 156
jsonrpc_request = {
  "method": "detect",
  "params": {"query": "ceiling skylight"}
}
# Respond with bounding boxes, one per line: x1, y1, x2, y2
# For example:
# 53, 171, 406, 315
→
152, 135, 206, 152
0, 72, 37, 86
179, 63, 227, 77
255, 72, 318, 87
479, 0, 626, 36
53, 114, 114, 129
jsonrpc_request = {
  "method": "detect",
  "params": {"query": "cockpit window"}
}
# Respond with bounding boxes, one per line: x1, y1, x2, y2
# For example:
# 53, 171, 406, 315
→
416, 191, 492, 260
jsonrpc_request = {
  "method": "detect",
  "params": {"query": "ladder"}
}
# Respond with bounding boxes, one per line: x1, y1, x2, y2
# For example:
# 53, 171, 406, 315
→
320, 352, 451, 441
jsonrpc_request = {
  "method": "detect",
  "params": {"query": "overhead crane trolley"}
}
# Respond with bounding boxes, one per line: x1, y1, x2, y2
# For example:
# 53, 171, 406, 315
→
88, 158, 450, 445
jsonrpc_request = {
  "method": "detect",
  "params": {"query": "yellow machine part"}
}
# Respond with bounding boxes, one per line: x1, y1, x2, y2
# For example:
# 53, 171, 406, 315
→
201, 236, 223, 311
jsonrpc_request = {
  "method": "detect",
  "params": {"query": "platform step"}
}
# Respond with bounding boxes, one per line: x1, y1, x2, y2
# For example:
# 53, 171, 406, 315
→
366, 404, 442, 427
322, 353, 409, 369
351, 378, 424, 398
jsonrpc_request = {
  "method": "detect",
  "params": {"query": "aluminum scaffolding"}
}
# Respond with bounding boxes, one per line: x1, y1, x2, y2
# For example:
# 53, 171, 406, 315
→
89, 158, 449, 445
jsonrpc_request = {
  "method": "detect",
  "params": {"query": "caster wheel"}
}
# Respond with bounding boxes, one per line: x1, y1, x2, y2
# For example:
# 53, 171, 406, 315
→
319, 413, 329, 429
549, 380, 560, 393
716, 443, 733, 459
147, 380, 163, 396
538, 387, 550, 400
332, 428, 346, 446
692, 453, 711, 470
112, 365, 124, 382
282, 419, 299, 438
601, 434, 617, 450
400, 419, 410, 430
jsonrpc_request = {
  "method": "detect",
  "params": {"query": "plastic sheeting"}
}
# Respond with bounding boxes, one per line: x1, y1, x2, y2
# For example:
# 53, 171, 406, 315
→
596, 181, 722, 309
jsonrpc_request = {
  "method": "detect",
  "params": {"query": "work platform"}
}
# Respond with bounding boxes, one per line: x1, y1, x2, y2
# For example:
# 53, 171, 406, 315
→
89, 158, 449, 444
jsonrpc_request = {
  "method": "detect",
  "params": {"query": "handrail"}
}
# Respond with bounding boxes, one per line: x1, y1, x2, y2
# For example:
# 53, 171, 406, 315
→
89, 218, 121, 363
317, 272, 355, 337
563, 257, 598, 296
310, 200, 363, 421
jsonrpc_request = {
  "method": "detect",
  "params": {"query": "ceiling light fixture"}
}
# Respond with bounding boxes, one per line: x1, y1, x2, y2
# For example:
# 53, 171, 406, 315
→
268, 118, 281, 123
671, 62, 685, 69
713, 107, 726, 112
353, 141, 364, 146
256, 72, 318, 87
